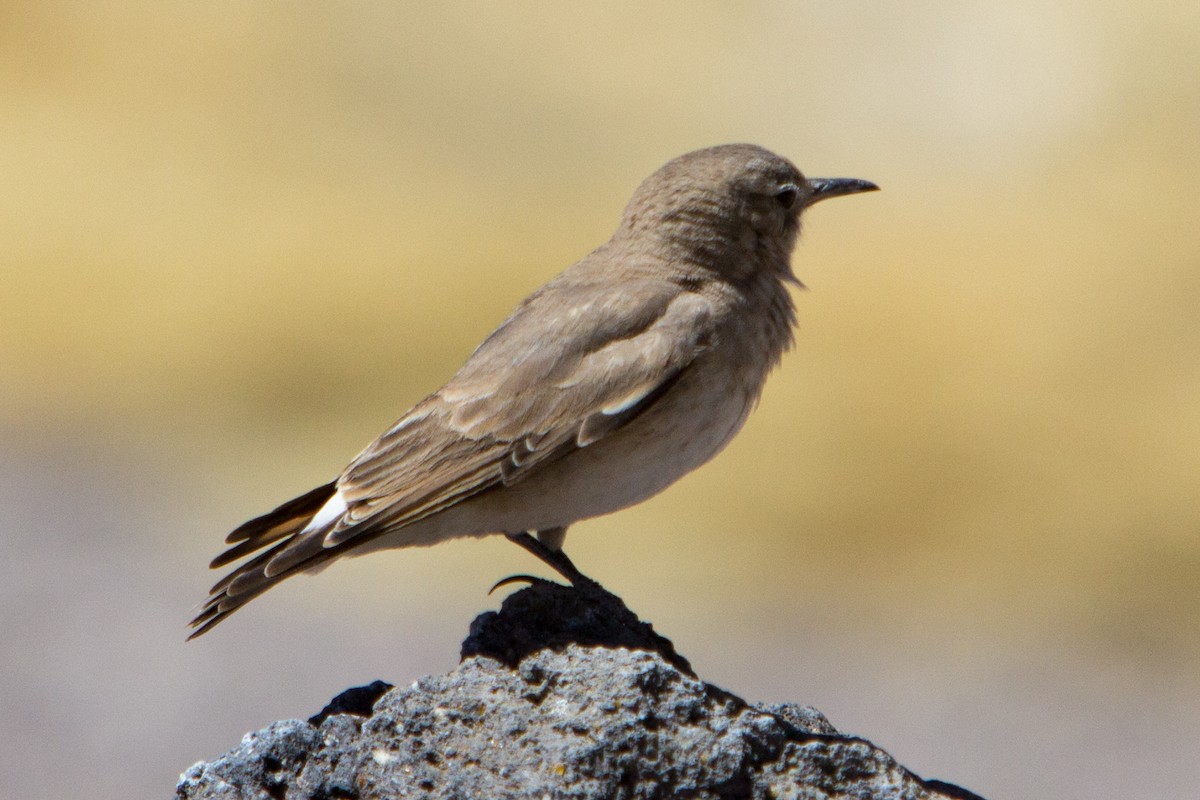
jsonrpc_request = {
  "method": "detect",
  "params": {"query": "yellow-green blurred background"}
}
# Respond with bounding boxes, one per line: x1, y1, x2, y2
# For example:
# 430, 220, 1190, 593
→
3, 3, 1198, 798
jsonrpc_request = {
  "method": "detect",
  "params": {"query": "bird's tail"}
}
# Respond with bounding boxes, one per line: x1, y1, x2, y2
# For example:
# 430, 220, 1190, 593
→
188, 481, 337, 639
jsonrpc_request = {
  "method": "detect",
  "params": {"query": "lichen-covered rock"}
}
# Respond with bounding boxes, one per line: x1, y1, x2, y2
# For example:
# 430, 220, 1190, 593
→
177, 582, 983, 800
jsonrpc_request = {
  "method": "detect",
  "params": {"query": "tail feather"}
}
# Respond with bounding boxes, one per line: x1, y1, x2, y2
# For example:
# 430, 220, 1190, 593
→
216, 481, 337, 548
190, 481, 338, 638
188, 540, 345, 639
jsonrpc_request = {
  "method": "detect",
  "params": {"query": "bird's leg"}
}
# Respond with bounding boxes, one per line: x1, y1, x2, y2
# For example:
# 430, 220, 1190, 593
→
503, 529, 595, 586
535, 526, 567, 552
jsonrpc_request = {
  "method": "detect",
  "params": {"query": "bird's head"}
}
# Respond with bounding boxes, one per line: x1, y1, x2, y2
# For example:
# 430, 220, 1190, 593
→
618, 144, 877, 282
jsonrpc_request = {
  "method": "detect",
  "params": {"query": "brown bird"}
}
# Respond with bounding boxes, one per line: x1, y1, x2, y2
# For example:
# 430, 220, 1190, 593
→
190, 144, 877, 638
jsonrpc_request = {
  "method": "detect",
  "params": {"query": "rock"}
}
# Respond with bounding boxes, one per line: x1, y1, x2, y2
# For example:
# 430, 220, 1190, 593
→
308, 680, 394, 727
177, 581, 984, 800
461, 577, 693, 675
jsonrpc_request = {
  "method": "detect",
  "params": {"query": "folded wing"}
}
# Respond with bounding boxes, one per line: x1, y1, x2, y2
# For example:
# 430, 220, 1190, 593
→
190, 276, 715, 636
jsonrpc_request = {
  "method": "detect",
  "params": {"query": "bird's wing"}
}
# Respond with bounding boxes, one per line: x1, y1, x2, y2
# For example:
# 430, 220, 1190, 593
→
330, 277, 716, 539
189, 276, 716, 637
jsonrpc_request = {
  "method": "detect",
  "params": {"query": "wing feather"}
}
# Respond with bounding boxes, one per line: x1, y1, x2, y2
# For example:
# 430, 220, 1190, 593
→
332, 279, 715, 543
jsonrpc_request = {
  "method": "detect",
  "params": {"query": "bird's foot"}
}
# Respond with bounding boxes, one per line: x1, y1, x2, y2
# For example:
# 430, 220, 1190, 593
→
503, 531, 598, 588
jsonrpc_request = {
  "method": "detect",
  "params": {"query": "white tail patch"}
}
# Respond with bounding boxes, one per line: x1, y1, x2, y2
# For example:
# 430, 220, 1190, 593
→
301, 489, 347, 537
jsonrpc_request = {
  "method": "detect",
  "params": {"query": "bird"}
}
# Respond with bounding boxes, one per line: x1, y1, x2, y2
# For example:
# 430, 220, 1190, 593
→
189, 143, 877, 638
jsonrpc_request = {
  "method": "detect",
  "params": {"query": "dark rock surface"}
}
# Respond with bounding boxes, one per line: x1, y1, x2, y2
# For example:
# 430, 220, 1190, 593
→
177, 581, 984, 800
462, 577, 694, 675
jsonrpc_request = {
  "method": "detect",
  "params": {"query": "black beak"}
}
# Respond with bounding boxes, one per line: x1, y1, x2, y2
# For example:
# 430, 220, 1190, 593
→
802, 177, 879, 207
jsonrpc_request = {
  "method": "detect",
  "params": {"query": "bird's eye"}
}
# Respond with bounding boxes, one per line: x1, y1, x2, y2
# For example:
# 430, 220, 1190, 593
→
775, 185, 799, 210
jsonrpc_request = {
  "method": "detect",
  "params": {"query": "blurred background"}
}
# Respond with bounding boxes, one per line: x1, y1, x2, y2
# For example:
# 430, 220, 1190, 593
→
2, 2, 1198, 798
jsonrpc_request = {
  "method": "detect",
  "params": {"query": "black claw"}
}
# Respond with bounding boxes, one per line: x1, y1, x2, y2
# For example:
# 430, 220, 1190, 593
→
488, 574, 556, 595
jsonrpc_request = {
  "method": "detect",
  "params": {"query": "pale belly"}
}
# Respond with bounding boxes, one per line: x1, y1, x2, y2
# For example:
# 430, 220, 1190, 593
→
351, 322, 781, 557
440, 349, 764, 536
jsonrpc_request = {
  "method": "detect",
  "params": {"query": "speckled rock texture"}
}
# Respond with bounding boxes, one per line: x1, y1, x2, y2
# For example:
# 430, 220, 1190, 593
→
176, 581, 984, 800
